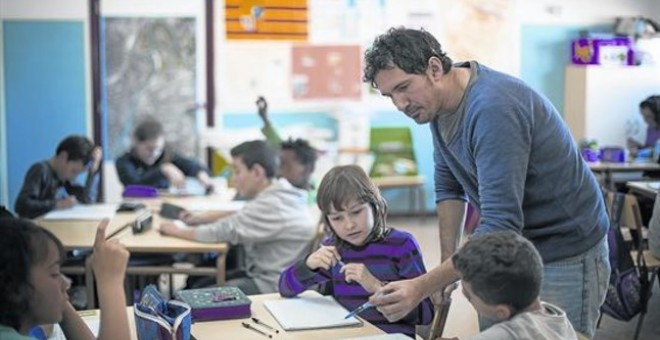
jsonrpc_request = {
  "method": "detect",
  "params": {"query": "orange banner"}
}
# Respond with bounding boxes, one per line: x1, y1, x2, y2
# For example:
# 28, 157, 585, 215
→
225, 0, 307, 41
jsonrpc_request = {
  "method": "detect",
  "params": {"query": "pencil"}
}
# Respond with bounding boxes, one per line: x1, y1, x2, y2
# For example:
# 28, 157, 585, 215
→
242, 322, 272, 338
105, 222, 132, 240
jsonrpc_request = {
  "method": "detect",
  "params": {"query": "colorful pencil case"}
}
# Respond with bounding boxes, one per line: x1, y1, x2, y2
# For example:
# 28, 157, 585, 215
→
175, 286, 252, 321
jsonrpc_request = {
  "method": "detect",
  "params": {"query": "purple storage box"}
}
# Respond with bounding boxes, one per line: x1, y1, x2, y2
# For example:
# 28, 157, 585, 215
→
600, 147, 626, 163
572, 37, 634, 66
581, 148, 600, 162
122, 185, 159, 198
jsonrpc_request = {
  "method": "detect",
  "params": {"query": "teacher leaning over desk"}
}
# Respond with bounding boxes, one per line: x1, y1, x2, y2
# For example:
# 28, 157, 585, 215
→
364, 27, 610, 338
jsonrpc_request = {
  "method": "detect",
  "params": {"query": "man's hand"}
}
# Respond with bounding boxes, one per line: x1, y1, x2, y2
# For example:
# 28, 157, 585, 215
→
90, 219, 129, 284
369, 278, 424, 322
340, 263, 382, 293
161, 163, 186, 188
306, 245, 341, 270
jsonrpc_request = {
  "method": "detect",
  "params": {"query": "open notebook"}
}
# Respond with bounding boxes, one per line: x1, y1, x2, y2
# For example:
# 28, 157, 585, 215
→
263, 292, 363, 331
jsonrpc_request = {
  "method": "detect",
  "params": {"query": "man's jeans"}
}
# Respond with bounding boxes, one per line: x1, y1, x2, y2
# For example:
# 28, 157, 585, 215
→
540, 235, 610, 338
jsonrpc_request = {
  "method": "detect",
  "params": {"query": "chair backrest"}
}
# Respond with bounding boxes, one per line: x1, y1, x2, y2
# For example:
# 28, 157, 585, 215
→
368, 127, 418, 177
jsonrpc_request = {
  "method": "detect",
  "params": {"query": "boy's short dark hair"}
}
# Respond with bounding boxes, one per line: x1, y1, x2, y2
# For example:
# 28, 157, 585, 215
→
55, 135, 95, 164
230, 140, 279, 178
0, 218, 65, 331
281, 138, 318, 171
452, 231, 543, 312
133, 118, 164, 142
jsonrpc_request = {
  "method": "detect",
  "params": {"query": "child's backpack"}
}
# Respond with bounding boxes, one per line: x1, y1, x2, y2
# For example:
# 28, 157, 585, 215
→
601, 192, 647, 321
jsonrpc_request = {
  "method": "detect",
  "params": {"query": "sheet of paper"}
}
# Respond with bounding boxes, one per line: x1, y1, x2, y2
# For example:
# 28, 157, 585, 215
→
42, 204, 118, 220
263, 293, 362, 331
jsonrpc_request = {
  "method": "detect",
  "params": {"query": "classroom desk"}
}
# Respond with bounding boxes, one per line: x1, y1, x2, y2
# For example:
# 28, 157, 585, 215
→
588, 161, 660, 190
76, 289, 479, 340
372, 175, 426, 219
626, 181, 660, 199
83, 291, 386, 340
37, 213, 228, 309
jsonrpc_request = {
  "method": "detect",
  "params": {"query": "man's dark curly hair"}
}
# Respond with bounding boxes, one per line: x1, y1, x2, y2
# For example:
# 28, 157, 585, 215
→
363, 27, 453, 88
281, 138, 318, 172
0, 218, 65, 331
452, 231, 543, 313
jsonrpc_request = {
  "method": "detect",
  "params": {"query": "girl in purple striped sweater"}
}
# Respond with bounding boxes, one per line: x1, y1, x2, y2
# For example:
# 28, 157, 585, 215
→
279, 165, 433, 337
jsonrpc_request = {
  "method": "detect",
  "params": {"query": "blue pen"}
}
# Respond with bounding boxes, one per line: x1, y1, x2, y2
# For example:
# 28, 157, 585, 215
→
344, 290, 388, 319
344, 300, 375, 319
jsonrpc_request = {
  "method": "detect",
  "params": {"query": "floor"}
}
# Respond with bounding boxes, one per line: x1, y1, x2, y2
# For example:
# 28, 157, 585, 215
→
388, 215, 660, 340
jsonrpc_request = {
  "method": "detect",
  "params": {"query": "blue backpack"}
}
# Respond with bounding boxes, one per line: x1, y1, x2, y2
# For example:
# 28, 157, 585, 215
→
601, 193, 648, 321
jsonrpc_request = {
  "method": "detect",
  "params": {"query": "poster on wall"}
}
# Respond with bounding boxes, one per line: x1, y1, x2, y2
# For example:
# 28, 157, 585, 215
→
291, 45, 362, 100
103, 18, 200, 160
225, 0, 308, 41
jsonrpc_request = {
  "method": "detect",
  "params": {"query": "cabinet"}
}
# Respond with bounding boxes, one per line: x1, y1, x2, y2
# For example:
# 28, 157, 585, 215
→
563, 65, 660, 147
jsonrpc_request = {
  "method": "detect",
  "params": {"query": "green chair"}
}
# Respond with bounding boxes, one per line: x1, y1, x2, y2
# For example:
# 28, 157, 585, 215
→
368, 127, 426, 218
369, 127, 418, 178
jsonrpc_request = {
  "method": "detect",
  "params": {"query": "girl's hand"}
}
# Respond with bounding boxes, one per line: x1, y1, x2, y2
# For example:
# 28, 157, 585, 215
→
340, 263, 383, 293
90, 219, 129, 285
305, 245, 341, 270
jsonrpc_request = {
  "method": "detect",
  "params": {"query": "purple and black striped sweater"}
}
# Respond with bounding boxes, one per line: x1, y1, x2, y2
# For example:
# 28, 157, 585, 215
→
278, 228, 434, 337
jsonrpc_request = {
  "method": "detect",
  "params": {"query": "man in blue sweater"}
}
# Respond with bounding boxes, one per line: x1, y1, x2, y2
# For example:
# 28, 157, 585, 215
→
364, 27, 610, 338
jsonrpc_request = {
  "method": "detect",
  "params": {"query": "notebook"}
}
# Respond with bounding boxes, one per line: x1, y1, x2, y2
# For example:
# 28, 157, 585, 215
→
263, 292, 363, 331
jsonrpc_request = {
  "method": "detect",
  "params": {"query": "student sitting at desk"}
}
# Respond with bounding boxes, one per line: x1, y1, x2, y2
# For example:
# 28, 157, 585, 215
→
0, 218, 130, 340
627, 95, 660, 159
278, 165, 433, 337
15, 135, 102, 219
116, 118, 214, 192
441, 231, 576, 340
257, 96, 318, 194
159, 140, 315, 294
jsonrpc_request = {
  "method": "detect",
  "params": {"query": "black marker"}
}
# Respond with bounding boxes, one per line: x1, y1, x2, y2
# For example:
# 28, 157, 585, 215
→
242, 322, 272, 338
252, 317, 279, 333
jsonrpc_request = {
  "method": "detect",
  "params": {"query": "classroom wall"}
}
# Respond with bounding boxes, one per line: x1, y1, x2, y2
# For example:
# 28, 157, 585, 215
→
0, 0, 91, 209
1, 0, 659, 211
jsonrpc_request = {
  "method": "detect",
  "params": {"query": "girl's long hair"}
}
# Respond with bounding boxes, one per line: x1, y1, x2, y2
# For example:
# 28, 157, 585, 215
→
316, 165, 389, 248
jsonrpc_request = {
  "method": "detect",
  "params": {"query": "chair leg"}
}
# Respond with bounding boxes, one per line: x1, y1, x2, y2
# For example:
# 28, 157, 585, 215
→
633, 312, 646, 340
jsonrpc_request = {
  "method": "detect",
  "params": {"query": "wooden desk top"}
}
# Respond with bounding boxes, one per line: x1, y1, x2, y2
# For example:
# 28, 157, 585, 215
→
372, 175, 425, 188
37, 213, 227, 253
626, 181, 660, 199
86, 291, 385, 340
587, 161, 660, 172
